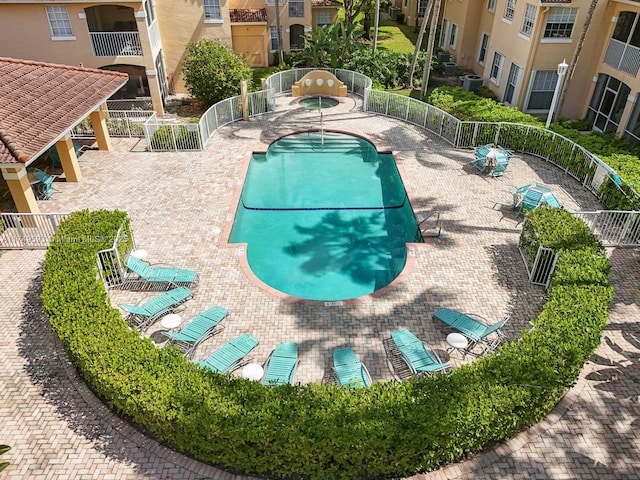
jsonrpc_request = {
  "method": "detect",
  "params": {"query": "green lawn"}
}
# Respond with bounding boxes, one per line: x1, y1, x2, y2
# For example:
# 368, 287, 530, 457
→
376, 20, 429, 53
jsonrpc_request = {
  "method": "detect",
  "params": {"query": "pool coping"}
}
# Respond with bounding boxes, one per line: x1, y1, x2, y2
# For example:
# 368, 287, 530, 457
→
218, 127, 435, 306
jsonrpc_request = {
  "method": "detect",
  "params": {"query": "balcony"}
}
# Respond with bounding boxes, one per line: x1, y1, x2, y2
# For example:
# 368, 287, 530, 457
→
604, 38, 640, 77
89, 32, 143, 57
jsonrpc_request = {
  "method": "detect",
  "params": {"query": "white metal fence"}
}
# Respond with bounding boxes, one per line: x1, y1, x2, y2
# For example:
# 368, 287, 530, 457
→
72, 110, 156, 138
264, 68, 373, 96
0, 213, 69, 249
571, 210, 640, 247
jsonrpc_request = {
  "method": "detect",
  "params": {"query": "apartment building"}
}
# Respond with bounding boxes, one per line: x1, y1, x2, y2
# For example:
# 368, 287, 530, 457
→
437, 0, 640, 142
0, 0, 339, 116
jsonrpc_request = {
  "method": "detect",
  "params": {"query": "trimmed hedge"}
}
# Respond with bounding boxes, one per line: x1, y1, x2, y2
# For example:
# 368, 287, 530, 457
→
41, 209, 613, 479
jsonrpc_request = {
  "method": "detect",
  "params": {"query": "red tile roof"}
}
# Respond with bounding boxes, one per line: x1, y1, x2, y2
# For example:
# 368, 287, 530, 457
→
229, 8, 268, 23
0, 57, 128, 165
311, 0, 341, 7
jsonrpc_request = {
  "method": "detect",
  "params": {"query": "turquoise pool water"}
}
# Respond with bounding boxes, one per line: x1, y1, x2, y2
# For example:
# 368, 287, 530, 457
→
229, 131, 420, 301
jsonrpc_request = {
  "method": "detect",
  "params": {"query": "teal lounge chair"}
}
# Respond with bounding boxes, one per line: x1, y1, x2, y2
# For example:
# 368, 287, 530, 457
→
390, 329, 450, 375
162, 306, 228, 358
332, 348, 372, 388
119, 286, 193, 331
433, 307, 508, 354
262, 342, 299, 385
125, 255, 198, 289
196, 333, 259, 374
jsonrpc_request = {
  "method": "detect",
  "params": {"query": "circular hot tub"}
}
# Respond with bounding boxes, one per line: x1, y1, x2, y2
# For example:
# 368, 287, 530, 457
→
299, 97, 339, 109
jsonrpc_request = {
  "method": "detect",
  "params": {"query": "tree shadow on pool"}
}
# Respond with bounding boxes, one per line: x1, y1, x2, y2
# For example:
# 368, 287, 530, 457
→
284, 210, 412, 285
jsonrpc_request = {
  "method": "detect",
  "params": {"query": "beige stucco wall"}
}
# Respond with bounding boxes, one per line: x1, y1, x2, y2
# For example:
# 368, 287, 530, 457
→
231, 24, 269, 67
0, 2, 147, 70
155, 0, 233, 93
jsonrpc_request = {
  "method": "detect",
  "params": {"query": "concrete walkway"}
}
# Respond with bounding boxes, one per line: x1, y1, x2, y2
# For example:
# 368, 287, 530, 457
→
0, 95, 638, 479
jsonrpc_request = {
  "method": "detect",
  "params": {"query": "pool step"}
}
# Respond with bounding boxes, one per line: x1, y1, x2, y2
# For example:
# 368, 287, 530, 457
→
269, 134, 372, 155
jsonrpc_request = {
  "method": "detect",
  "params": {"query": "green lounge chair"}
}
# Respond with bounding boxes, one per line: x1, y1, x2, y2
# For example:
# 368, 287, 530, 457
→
119, 286, 193, 331
125, 255, 198, 289
433, 307, 508, 354
196, 333, 259, 374
390, 329, 449, 375
332, 348, 372, 388
162, 306, 228, 358
262, 342, 299, 385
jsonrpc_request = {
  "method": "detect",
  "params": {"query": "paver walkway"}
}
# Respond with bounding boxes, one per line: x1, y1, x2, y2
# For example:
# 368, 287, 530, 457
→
0, 95, 638, 479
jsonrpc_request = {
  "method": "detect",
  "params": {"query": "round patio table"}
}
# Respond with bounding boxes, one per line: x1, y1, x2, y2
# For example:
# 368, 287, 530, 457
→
241, 363, 264, 381
446, 332, 469, 357
160, 314, 182, 331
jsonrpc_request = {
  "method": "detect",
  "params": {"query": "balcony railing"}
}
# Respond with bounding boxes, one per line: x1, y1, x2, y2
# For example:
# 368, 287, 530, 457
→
89, 31, 142, 57
604, 38, 640, 77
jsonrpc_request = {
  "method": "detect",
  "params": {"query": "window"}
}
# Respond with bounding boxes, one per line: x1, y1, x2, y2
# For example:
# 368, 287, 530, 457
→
487, 0, 496, 12
521, 4, 536, 36
270, 25, 283, 51
544, 7, 576, 39
612, 11, 640, 47
145, 0, 156, 26
504, 0, 516, 21
478, 33, 489, 64
490, 52, 504, 84
504, 63, 521, 104
316, 11, 332, 26
587, 74, 631, 133
203, 0, 222, 21
449, 24, 458, 48
417, 0, 428, 18
526, 70, 558, 110
289, 0, 304, 18
440, 19, 449, 48
45, 6, 73, 38
625, 95, 640, 143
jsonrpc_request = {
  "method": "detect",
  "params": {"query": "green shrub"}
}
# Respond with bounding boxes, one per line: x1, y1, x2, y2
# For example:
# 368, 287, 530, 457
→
40, 208, 613, 479
427, 86, 541, 124
182, 39, 252, 108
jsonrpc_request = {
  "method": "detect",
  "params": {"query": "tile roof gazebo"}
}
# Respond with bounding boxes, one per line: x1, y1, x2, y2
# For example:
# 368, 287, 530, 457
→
0, 57, 128, 213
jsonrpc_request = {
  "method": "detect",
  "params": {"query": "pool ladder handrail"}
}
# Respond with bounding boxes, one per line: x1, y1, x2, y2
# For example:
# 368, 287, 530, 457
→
417, 211, 442, 239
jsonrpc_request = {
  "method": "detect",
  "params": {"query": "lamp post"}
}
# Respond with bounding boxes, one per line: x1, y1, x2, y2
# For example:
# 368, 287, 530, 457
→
545, 59, 569, 129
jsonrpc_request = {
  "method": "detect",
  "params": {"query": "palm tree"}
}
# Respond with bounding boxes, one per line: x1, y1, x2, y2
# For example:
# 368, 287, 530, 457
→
557, 0, 599, 115
408, 0, 434, 88
420, 0, 441, 99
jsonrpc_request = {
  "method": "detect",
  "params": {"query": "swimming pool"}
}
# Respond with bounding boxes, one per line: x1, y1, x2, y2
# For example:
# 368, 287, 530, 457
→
229, 131, 420, 301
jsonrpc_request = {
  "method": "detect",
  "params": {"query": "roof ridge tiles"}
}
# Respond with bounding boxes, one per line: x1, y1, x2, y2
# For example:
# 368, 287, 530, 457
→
0, 56, 128, 79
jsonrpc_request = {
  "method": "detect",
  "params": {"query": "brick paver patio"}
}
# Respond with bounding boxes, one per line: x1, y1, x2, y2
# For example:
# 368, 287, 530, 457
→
0, 94, 638, 479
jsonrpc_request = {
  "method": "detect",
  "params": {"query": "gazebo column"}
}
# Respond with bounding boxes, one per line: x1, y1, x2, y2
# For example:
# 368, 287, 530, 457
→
1, 166, 40, 214
55, 135, 82, 182
90, 108, 113, 151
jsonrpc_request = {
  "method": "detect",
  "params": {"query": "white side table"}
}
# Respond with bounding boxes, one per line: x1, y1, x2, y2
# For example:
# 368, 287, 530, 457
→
160, 314, 182, 331
130, 249, 149, 260
446, 332, 469, 357
241, 363, 264, 381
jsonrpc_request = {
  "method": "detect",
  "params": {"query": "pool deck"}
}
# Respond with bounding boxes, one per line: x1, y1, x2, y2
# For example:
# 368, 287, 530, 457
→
1, 94, 639, 479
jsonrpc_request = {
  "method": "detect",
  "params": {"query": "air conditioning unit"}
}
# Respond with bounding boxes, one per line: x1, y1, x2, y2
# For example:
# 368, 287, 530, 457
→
462, 74, 483, 91
442, 62, 457, 75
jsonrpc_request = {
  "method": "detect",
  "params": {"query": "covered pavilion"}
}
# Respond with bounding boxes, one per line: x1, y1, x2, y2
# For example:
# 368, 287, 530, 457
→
0, 57, 127, 213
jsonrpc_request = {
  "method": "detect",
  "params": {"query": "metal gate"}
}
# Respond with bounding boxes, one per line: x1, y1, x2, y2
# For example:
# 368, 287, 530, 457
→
0, 213, 69, 249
